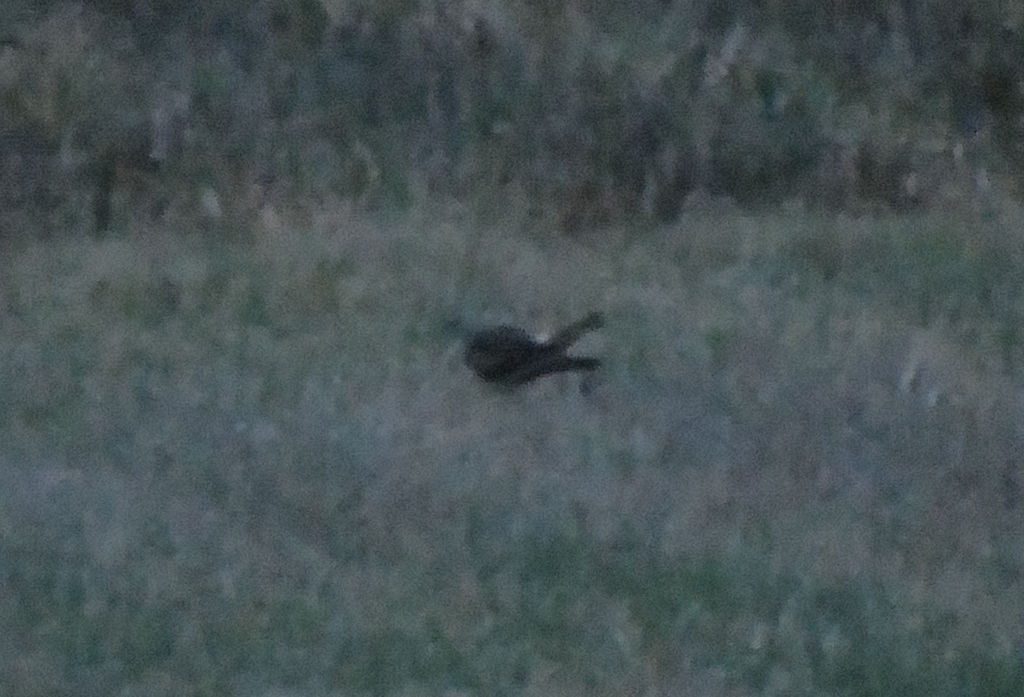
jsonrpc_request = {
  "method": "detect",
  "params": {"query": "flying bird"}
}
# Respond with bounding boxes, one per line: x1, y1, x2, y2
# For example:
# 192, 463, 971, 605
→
464, 312, 604, 387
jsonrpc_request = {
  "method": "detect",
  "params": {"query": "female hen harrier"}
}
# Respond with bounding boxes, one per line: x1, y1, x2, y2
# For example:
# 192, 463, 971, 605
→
464, 312, 604, 387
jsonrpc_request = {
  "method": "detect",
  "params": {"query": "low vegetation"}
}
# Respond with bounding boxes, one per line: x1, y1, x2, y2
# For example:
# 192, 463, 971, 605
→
3, 200, 1023, 695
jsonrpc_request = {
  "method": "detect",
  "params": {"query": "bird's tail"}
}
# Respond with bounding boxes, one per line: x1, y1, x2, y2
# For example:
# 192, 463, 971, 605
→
505, 355, 601, 385
548, 312, 604, 350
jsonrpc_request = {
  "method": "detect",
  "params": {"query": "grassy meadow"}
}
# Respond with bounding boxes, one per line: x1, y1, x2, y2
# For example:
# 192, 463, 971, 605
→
2, 195, 1023, 696
3, 1, 1024, 695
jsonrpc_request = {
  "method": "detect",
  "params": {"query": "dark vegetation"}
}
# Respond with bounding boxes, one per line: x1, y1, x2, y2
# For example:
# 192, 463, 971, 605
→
1, 0, 1022, 237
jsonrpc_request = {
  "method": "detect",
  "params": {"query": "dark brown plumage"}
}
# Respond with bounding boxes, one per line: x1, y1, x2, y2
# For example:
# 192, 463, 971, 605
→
464, 312, 604, 386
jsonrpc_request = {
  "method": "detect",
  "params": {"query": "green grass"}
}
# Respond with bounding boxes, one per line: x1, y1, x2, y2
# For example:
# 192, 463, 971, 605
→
1, 201, 1023, 696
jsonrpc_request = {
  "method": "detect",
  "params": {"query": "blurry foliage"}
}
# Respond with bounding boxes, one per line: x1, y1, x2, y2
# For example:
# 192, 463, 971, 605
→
0, 0, 1021, 236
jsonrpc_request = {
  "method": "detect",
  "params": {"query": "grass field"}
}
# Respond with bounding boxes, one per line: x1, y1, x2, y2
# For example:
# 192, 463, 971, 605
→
2, 197, 1023, 696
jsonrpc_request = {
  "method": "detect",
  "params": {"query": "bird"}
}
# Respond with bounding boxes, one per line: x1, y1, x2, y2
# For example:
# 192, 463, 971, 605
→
464, 312, 604, 387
